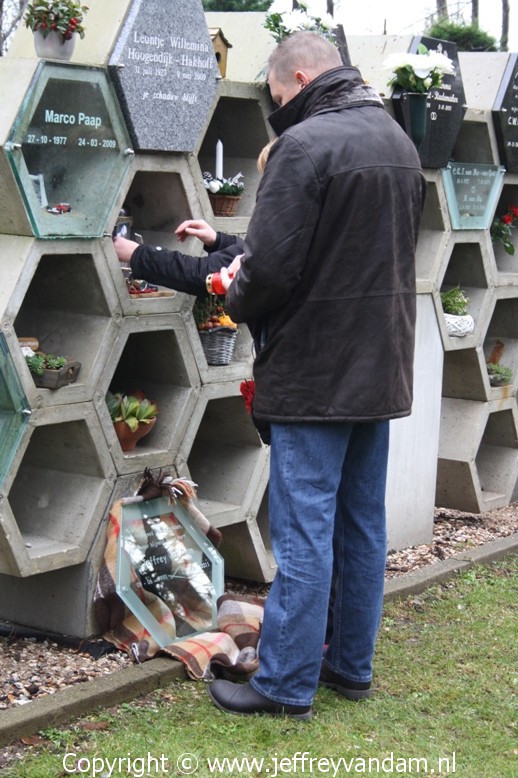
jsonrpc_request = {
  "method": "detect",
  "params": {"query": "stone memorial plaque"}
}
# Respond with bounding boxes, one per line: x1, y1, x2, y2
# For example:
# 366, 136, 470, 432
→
117, 497, 224, 647
493, 54, 518, 174
392, 36, 466, 169
109, 0, 218, 152
442, 162, 505, 230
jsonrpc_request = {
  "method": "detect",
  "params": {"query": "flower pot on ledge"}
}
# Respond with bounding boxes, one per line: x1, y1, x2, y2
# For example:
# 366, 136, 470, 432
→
33, 30, 77, 60
392, 91, 429, 149
32, 360, 81, 389
208, 193, 241, 217
113, 417, 157, 452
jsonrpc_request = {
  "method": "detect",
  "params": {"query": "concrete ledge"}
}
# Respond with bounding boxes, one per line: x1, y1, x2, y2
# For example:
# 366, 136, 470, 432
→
384, 532, 518, 600
0, 658, 186, 747
1, 533, 517, 747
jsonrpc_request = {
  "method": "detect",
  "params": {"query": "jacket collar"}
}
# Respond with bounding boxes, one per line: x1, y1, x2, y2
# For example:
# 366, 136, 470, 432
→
268, 66, 383, 136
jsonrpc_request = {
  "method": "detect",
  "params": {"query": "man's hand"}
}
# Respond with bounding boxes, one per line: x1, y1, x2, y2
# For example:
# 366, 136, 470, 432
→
219, 254, 243, 290
175, 219, 217, 246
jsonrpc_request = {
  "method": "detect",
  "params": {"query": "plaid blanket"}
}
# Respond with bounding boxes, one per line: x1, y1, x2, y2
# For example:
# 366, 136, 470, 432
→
95, 497, 262, 680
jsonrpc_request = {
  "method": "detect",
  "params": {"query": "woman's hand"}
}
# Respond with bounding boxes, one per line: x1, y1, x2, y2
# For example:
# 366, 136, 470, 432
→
175, 219, 217, 246
113, 235, 139, 264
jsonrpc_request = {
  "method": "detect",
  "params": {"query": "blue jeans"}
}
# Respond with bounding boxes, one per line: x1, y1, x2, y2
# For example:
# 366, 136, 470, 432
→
251, 420, 389, 707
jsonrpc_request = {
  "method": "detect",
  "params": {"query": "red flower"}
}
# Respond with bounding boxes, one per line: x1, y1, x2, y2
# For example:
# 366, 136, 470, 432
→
502, 214, 513, 225
510, 206, 518, 218
240, 380, 256, 415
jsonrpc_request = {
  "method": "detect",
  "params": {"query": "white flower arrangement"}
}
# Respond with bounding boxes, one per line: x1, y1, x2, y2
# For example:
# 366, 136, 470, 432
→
203, 171, 244, 197
383, 44, 455, 94
264, 1, 336, 44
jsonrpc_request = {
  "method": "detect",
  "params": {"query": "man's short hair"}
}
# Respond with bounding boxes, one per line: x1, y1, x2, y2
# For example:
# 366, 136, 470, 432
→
268, 31, 342, 85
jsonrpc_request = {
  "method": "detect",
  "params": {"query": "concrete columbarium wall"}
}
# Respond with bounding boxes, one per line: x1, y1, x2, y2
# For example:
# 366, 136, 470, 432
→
0, 2, 517, 636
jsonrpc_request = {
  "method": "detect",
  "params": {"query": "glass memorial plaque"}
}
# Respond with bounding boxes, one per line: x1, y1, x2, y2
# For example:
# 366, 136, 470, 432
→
0, 334, 30, 487
5, 62, 132, 239
117, 497, 224, 647
442, 162, 505, 230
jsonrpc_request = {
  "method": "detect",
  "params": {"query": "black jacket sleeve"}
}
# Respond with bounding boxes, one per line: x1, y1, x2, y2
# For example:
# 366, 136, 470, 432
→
130, 242, 244, 296
206, 232, 244, 253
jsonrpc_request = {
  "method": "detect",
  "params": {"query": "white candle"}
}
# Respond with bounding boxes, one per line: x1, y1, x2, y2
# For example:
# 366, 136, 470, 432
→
215, 139, 223, 180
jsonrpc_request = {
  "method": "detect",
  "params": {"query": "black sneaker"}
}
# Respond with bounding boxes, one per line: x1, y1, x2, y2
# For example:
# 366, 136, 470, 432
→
319, 663, 372, 701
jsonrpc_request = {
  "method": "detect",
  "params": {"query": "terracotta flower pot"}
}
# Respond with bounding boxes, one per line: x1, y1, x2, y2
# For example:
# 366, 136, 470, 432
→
113, 417, 156, 452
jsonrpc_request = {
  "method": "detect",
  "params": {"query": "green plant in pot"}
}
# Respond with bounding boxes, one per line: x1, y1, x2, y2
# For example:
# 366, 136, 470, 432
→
106, 390, 158, 452
440, 286, 469, 315
25, 0, 89, 60
25, 0, 89, 39
440, 286, 474, 337
486, 362, 513, 387
25, 351, 81, 388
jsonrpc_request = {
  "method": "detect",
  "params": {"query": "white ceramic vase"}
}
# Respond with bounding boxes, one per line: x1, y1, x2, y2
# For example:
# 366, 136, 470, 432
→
33, 30, 76, 61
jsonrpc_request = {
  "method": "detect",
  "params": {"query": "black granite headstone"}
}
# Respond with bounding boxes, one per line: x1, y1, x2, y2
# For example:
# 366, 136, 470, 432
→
108, 0, 218, 152
493, 54, 518, 174
392, 36, 466, 169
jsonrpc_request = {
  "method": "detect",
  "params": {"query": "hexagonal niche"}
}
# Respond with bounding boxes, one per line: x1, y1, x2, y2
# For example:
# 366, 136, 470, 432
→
437, 237, 492, 350
105, 155, 210, 316
451, 109, 498, 166
95, 314, 200, 475
483, 290, 518, 390
436, 396, 518, 513
415, 172, 451, 289
116, 156, 204, 250
7, 242, 121, 408
0, 403, 115, 577
178, 384, 269, 529
442, 346, 491, 400
219, 490, 276, 584
5, 62, 132, 238
490, 178, 518, 276
195, 81, 273, 220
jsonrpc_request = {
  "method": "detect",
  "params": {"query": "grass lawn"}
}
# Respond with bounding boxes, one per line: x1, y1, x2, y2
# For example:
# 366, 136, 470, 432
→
5, 556, 517, 777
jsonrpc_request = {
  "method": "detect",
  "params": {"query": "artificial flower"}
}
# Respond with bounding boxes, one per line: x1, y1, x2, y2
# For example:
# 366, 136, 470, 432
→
490, 205, 518, 255
383, 44, 455, 94
264, 0, 336, 44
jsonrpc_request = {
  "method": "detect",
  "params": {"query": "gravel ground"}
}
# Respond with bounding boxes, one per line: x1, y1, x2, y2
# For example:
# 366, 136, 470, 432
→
1, 504, 517, 713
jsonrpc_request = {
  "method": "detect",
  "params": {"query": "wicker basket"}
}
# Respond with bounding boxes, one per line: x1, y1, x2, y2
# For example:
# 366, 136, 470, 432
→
208, 193, 241, 217
198, 326, 238, 365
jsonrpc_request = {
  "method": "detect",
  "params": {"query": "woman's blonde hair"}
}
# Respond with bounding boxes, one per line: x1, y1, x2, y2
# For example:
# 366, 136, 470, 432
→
257, 139, 277, 173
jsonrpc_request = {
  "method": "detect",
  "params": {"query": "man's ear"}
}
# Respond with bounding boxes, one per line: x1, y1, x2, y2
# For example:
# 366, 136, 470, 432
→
295, 69, 310, 89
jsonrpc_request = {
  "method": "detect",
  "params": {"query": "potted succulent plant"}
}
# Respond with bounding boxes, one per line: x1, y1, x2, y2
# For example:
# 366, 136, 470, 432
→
25, 350, 81, 389
440, 286, 474, 337
24, 0, 89, 60
106, 390, 158, 452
